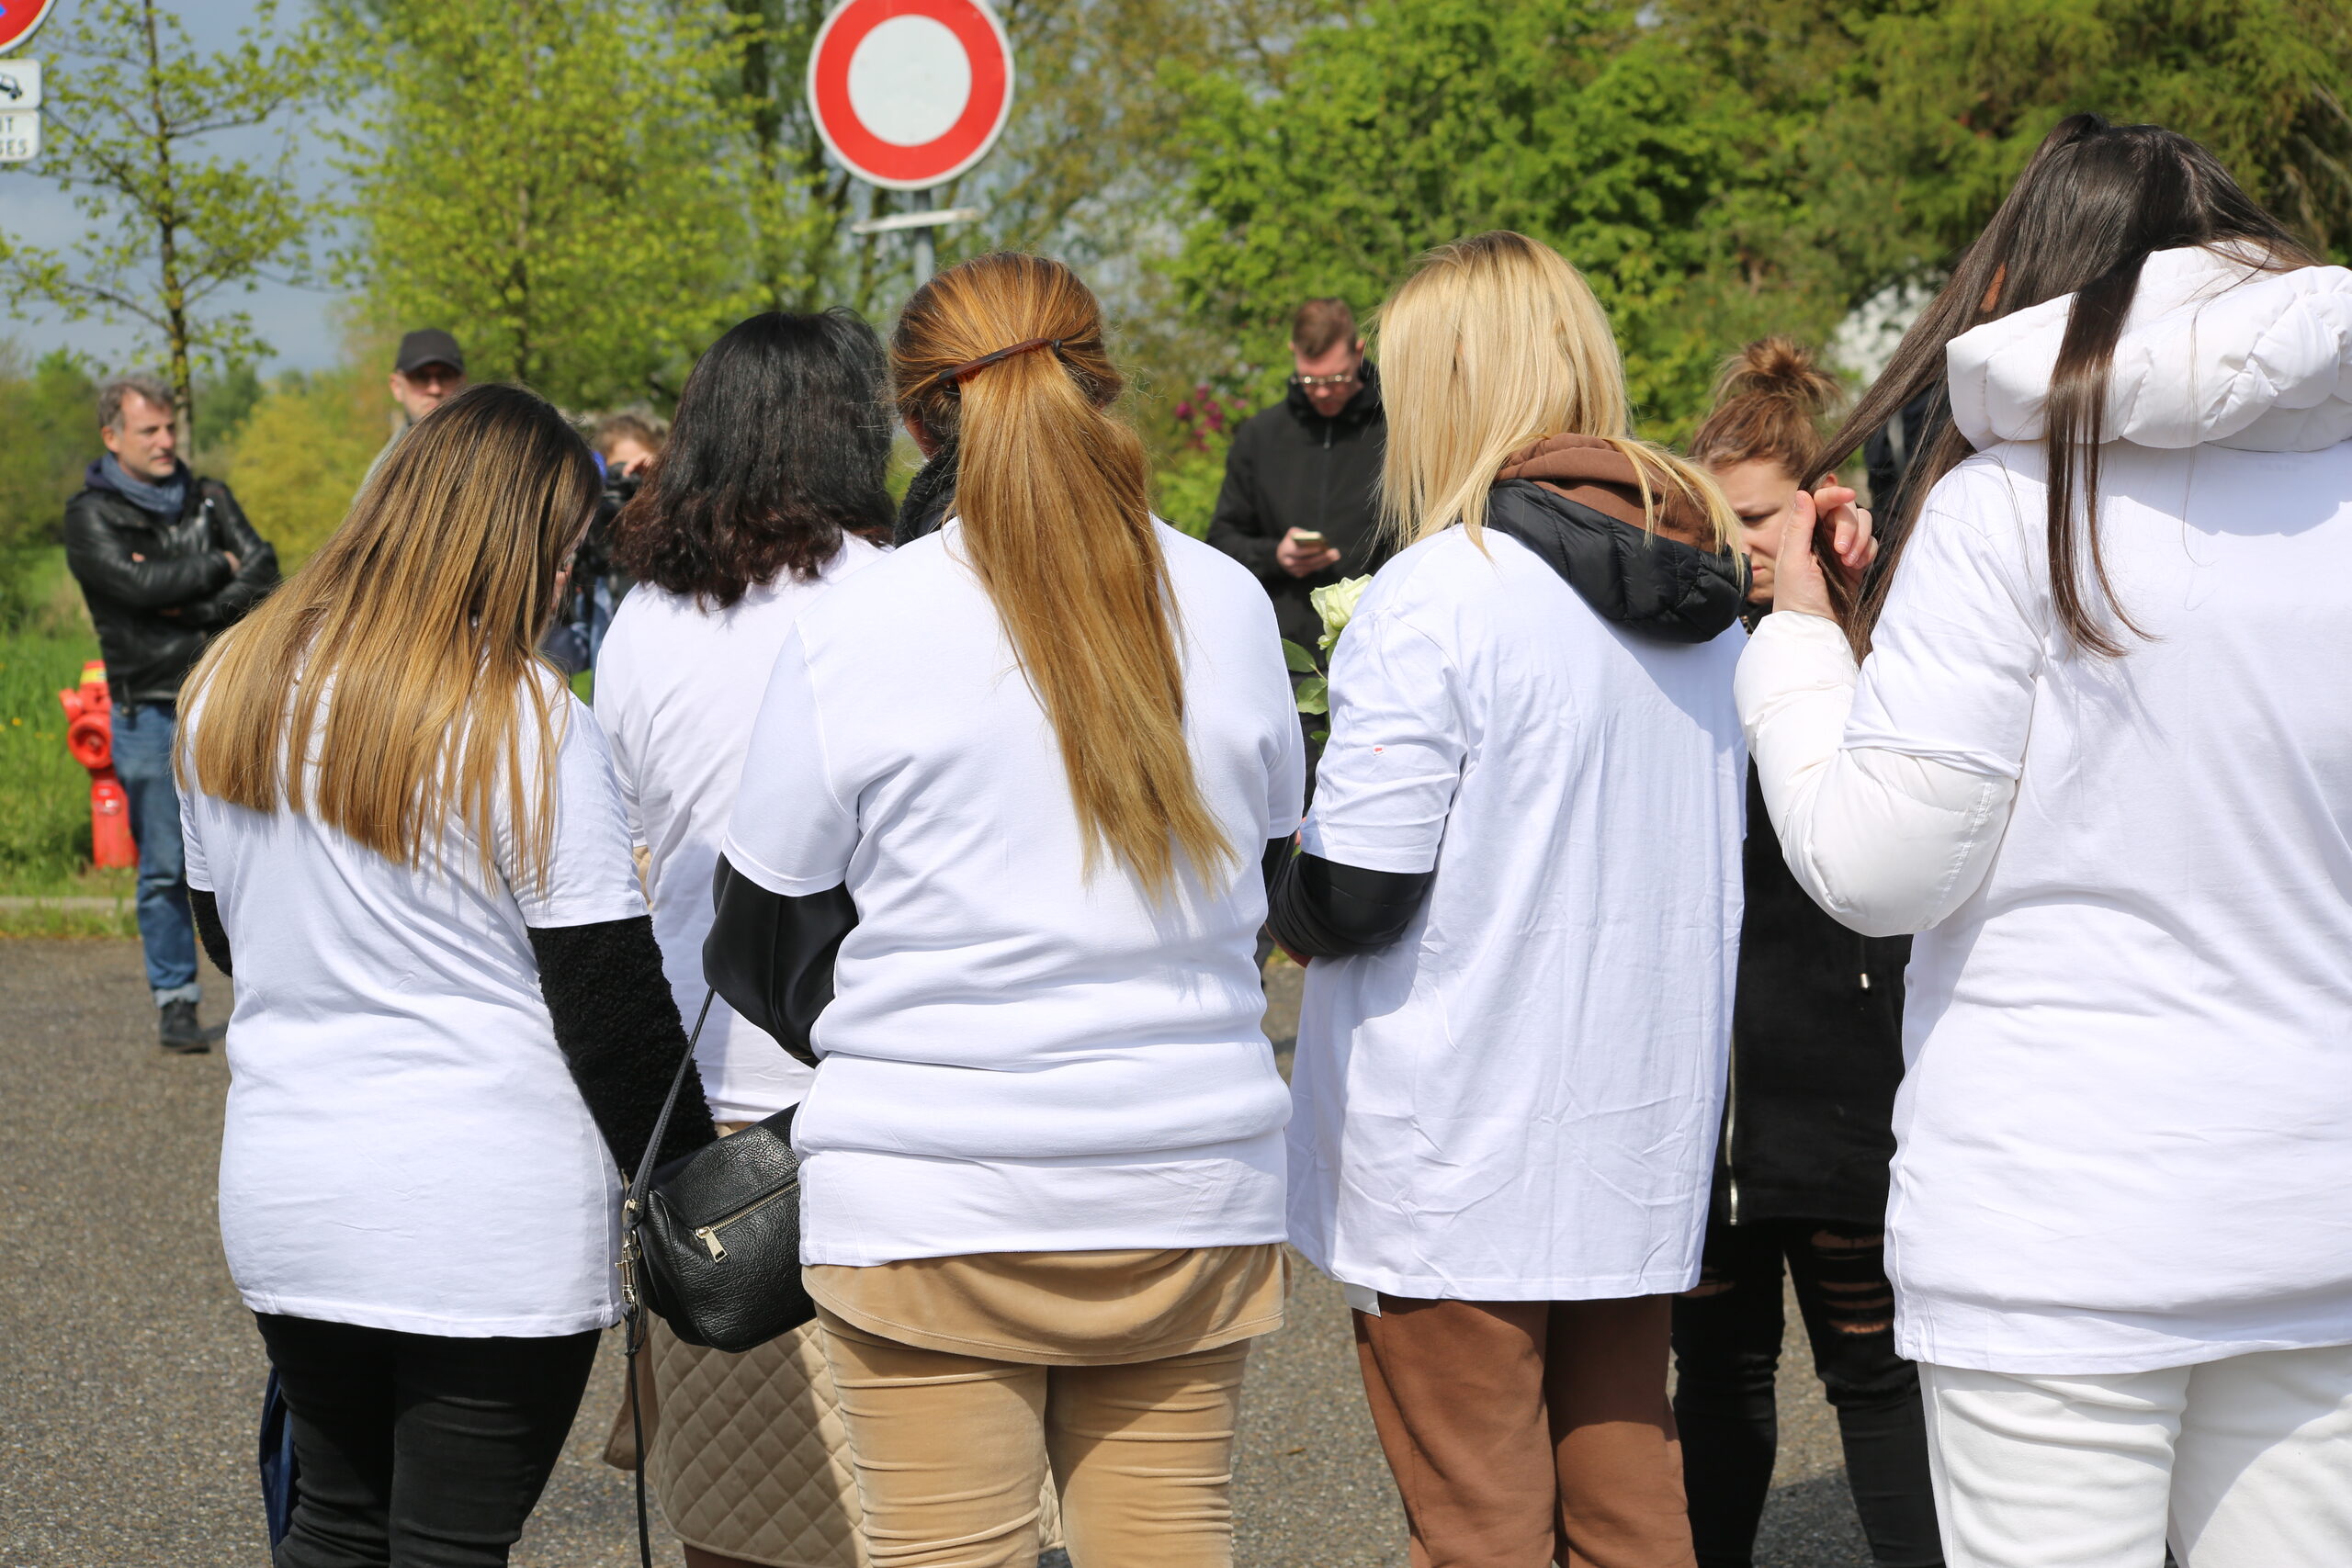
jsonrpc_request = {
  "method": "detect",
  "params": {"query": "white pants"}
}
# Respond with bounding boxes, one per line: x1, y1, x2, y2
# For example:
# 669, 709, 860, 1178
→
1919, 1345, 2352, 1567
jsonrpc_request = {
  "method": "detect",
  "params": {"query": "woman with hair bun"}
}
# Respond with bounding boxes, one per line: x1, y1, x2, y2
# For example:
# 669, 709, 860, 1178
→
706, 253, 1304, 1568
1675, 338, 1944, 1568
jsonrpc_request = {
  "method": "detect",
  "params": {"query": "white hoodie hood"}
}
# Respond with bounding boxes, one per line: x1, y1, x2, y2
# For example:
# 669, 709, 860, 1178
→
1946, 245, 2352, 454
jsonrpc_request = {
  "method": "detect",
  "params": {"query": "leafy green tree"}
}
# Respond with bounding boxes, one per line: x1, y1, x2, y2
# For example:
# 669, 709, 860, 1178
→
1166, 0, 1826, 436
332, 0, 752, 409
215, 364, 390, 571
1671, 0, 2352, 297
0, 0, 326, 442
0, 345, 100, 623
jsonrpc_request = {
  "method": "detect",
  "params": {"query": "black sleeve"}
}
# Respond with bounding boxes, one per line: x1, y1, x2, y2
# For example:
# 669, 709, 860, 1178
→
527, 916, 718, 1174
1204, 425, 1284, 584
190, 888, 233, 976
1267, 851, 1434, 960
185, 483, 281, 627
63, 494, 232, 608
1261, 837, 1290, 901
703, 855, 853, 1069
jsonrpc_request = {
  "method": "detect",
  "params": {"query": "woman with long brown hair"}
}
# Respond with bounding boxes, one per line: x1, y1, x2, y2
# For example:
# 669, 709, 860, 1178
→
1740, 115, 2352, 1564
175, 383, 717, 1567
1272, 231, 1748, 1568
704, 254, 1304, 1568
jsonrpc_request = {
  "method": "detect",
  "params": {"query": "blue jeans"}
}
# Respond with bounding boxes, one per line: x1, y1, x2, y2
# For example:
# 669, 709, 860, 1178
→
110, 703, 199, 1005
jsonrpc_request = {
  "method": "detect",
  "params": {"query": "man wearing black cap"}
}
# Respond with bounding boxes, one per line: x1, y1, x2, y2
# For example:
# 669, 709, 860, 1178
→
362, 330, 469, 491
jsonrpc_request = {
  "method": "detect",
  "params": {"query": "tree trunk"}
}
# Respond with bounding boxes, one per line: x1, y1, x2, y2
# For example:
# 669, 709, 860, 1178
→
140, 0, 196, 448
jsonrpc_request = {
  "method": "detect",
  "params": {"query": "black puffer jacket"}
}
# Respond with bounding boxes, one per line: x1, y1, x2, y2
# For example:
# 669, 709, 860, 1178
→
1720, 754, 1912, 1227
1204, 367, 1388, 647
64, 461, 279, 707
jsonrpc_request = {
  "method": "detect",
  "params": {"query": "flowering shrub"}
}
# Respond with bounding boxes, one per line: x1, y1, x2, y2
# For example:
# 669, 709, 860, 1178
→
1170, 382, 1250, 455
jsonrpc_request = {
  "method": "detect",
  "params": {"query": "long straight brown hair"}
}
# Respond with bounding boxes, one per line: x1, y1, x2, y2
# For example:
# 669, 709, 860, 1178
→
178, 384, 599, 890
893, 253, 1230, 899
1815, 115, 2316, 656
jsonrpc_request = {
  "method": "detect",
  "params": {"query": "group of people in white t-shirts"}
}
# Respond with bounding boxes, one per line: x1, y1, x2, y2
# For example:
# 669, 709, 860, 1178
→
174, 110, 2348, 1568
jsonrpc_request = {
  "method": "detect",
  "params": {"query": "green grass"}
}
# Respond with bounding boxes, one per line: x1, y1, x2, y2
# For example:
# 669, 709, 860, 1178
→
0, 621, 110, 894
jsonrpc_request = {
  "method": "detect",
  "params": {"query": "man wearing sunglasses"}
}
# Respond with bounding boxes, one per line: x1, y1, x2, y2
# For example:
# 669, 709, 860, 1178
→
1205, 299, 1389, 665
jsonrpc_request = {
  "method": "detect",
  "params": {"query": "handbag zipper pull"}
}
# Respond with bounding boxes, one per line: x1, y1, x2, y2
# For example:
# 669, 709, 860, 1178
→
695, 1225, 728, 1262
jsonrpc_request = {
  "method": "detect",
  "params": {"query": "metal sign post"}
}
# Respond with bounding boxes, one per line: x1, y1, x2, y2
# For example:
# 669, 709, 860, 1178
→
808, 0, 1013, 286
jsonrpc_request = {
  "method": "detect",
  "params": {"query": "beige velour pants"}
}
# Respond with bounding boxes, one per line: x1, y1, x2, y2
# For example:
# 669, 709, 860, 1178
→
817, 1313, 1251, 1568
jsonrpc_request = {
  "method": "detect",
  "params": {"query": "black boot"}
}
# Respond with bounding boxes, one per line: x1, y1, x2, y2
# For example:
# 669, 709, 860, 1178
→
160, 998, 211, 1054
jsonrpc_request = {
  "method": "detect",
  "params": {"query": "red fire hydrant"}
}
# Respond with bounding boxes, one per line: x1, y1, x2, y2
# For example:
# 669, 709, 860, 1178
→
58, 660, 137, 871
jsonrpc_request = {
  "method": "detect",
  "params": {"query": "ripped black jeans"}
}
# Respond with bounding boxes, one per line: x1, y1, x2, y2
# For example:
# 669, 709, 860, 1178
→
1670, 1221, 1943, 1568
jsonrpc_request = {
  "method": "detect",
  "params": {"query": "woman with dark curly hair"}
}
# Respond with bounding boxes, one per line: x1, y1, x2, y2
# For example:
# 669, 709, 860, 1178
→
591, 310, 903, 1568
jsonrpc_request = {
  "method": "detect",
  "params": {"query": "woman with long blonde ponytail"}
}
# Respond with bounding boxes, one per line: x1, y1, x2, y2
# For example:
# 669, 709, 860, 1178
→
175, 383, 717, 1564
1270, 231, 1749, 1568
707, 254, 1305, 1568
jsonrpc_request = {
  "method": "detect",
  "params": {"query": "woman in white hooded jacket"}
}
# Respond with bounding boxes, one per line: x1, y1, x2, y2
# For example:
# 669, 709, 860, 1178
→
1739, 115, 2352, 1567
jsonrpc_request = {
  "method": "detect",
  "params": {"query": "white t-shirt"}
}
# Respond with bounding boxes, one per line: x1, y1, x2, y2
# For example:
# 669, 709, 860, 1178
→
1288, 526, 1747, 1302
182, 677, 648, 1337
1838, 443, 2352, 1373
594, 539, 883, 1122
721, 521, 1306, 1266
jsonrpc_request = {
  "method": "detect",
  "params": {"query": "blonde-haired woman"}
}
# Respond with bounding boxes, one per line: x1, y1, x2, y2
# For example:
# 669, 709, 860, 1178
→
176, 384, 717, 1567
706, 252, 1304, 1568
1271, 231, 1748, 1568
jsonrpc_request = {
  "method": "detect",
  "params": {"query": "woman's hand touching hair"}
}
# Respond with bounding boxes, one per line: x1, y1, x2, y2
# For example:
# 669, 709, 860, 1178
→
1771, 483, 1876, 623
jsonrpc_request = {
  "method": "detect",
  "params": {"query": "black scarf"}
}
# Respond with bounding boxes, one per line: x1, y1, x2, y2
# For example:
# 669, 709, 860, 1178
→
895, 437, 958, 547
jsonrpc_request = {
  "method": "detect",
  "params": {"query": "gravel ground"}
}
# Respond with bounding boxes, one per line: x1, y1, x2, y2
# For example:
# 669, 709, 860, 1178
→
2, 939, 1872, 1566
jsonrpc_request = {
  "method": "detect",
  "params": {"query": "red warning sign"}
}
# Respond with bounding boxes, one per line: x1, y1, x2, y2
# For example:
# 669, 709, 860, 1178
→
0, 0, 61, 57
807, 0, 1013, 191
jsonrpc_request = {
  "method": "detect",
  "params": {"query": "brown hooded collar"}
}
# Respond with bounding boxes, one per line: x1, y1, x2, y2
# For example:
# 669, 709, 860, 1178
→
1495, 434, 1712, 547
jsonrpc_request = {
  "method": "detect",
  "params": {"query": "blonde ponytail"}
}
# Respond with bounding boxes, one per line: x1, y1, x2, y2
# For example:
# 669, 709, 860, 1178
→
894, 254, 1232, 899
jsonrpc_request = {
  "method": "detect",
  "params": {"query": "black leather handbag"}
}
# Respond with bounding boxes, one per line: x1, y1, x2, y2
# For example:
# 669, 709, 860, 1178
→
620, 992, 816, 1353
619, 993, 819, 1568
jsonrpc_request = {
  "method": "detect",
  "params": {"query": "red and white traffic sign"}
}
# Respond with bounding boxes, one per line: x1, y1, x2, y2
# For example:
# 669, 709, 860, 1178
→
807, 0, 1013, 192
0, 0, 62, 57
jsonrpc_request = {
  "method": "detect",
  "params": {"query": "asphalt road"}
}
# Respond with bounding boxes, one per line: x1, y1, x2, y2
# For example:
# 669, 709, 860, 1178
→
1, 938, 1871, 1567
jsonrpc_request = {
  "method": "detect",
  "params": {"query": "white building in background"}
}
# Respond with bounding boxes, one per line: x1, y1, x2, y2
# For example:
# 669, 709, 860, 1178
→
1832, 276, 1939, 387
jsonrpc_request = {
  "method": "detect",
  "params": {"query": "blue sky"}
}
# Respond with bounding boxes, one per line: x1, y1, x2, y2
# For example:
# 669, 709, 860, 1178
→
0, 0, 345, 375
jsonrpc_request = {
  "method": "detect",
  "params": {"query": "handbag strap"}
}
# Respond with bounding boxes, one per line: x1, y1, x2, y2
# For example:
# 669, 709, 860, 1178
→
626, 987, 714, 1568
626, 988, 716, 1220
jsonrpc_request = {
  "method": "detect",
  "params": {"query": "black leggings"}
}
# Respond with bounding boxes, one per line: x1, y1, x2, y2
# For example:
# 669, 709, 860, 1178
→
1670, 1221, 1943, 1568
255, 1314, 600, 1568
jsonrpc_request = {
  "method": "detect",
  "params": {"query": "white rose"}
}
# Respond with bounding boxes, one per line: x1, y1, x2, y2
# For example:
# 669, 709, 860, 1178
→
1310, 575, 1373, 654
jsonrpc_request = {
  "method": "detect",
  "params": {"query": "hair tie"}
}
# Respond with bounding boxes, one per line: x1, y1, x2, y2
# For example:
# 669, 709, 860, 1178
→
923, 337, 1066, 395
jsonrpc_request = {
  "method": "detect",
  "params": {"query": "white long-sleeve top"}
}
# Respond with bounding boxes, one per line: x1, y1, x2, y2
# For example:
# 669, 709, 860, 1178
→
1738, 245, 2352, 1375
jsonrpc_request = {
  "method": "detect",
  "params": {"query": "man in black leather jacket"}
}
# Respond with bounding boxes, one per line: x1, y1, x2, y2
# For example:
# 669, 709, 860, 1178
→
64, 375, 278, 1053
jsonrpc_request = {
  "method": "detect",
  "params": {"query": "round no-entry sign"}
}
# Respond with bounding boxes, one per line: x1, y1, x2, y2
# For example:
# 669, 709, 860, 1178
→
807, 0, 1013, 192
0, 0, 63, 56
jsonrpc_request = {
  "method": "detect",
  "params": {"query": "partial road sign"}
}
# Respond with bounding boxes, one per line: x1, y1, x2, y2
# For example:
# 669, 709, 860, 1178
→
0, 58, 40, 106
0, 0, 62, 57
0, 108, 37, 163
807, 0, 1013, 192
